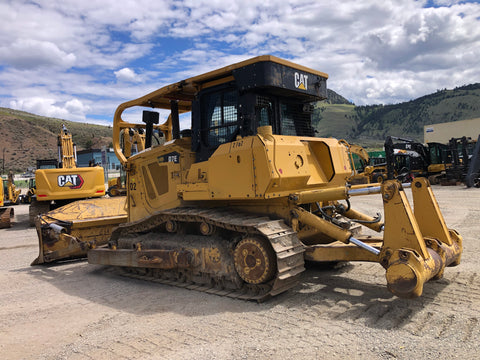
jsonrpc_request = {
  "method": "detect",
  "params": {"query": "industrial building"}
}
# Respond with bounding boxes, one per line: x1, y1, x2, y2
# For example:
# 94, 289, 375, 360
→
424, 118, 480, 143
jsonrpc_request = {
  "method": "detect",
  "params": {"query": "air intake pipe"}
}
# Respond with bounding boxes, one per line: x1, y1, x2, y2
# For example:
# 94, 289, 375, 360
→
142, 110, 159, 148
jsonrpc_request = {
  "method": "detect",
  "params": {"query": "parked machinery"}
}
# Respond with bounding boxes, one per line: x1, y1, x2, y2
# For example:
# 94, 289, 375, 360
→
0, 177, 14, 228
29, 125, 105, 225
340, 140, 376, 184
5, 171, 22, 205
444, 135, 480, 187
0, 171, 22, 228
32, 126, 154, 264
80, 56, 462, 300
465, 135, 480, 188
384, 135, 480, 187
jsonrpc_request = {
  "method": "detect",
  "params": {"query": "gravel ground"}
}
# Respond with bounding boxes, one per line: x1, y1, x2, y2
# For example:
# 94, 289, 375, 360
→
0, 185, 479, 360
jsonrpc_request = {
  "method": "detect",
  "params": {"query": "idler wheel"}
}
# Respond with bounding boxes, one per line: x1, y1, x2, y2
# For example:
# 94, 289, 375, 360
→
233, 237, 276, 284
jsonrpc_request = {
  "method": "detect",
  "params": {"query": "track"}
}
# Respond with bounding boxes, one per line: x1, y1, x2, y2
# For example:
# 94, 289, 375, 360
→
91, 207, 306, 301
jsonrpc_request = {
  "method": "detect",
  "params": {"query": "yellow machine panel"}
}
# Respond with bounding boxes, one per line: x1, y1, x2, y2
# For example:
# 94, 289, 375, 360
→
35, 166, 105, 201
0, 179, 4, 207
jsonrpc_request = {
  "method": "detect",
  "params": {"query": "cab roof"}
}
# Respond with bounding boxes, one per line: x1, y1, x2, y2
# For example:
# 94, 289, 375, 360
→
118, 55, 329, 113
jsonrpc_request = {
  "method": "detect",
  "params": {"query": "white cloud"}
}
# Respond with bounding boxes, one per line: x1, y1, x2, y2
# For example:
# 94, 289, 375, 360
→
0, 0, 479, 124
65, 99, 90, 115
0, 39, 76, 70
10, 97, 72, 120
114, 68, 138, 82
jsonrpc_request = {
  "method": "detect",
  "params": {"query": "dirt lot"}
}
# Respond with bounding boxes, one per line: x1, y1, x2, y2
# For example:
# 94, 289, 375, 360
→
1, 186, 479, 360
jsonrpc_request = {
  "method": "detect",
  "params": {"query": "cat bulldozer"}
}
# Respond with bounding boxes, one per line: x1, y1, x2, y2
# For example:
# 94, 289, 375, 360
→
86, 55, 462, 300
46, 55, 459, 300
29, 125, 106, 226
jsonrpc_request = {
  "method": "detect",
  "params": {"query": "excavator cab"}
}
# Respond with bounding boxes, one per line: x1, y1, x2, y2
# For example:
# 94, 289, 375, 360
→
86, 56, 462, 300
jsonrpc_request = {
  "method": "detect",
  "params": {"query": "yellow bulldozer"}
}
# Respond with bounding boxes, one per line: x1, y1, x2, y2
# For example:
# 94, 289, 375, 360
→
36, 56, 462, 300
29, 125, 106, 225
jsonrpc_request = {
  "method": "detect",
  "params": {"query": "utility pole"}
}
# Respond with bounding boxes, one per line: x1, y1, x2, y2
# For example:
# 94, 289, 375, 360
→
2, 147, 5, 175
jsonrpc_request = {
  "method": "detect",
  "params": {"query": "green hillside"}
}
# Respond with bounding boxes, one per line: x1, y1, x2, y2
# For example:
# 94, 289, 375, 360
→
313, 103, 355, 138
317, 84, 480, 145
2, 83, 480, 173
0, 108, 112, 173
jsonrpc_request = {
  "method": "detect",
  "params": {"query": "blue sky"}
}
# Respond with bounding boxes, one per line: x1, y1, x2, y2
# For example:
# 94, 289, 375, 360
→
1, 0, 480, 126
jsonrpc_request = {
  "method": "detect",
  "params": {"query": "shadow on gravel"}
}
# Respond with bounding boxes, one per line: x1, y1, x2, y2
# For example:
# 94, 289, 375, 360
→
279, 262, 451, 330
1, 204, 31, 231
17, 257, 450, 325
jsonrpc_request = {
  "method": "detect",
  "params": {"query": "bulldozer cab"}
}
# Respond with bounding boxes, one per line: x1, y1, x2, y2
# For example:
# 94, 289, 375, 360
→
190, 60, 326, 162
112, 55, 328, 165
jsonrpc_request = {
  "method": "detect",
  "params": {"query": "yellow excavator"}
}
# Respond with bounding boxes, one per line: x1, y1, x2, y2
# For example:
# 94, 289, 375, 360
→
37, 56, 462, 300
5, 170, 22, 204
341, 140, 376, 184
29, 125, 106, 225
31, 127, 149, 264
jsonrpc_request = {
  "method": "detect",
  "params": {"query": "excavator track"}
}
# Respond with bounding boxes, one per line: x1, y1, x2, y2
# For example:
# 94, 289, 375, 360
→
89, 207, 305, 301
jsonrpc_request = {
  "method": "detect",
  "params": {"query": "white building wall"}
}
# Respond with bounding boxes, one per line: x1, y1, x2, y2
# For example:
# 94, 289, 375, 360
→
424, 118, 480, 143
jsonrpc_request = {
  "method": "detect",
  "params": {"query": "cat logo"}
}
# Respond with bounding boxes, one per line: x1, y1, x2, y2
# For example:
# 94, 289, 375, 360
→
294, 72, 308, 91
57, 174, 84, 189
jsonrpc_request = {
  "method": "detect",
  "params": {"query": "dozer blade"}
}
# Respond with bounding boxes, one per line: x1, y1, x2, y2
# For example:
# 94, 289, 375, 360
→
32, 196, 128, 265
0, 207, 14, 229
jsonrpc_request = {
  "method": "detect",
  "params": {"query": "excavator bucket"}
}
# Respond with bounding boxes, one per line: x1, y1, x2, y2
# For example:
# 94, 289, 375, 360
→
32, 196, 128, 264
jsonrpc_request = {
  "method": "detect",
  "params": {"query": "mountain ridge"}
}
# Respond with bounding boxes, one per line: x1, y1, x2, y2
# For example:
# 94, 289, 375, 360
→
2, 83, 480, 172
319, 84, 480, 146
